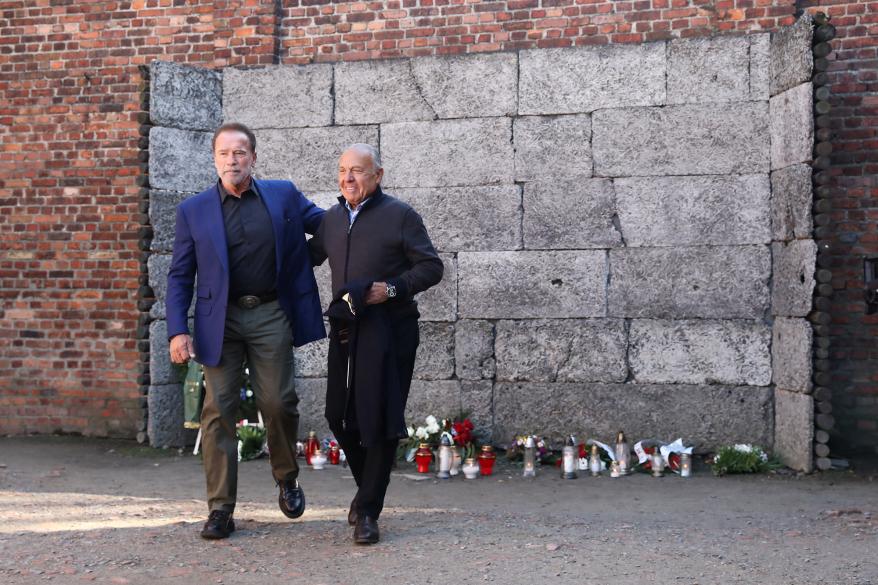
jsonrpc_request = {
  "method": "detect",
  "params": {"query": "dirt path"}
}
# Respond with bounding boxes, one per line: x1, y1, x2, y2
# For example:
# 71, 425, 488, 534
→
0, 436, 876, 585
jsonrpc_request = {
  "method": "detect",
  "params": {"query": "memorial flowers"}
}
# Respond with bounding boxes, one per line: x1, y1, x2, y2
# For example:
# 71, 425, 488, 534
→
711, 443, 776, 475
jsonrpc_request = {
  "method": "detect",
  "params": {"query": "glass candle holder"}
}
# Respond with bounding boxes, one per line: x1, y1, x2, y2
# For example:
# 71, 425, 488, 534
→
437, 435, 452, 480
561, 435, 577, 479
415, 443, 433, 474
462, 457, 479, 479
651, 448, 665, 477
680, 452, 692, 478
589, 444, 602, 477
615, 431, 630, 475
304, 431, 319, 466
523, 436, 536, 478
610, 461, 621, 478
311, 449, 327, 470
477, 445, 496, 476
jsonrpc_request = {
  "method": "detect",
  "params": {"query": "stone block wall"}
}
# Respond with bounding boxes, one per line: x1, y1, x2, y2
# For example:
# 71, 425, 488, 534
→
147, 24, 814, 462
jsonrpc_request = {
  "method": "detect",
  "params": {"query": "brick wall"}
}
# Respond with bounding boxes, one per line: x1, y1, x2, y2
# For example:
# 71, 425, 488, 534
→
1, 0, 874, 450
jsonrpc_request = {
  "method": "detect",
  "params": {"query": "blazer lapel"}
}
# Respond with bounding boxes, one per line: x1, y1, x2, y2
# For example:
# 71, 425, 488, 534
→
253, 179, 286, 275
203, 185, 230, 275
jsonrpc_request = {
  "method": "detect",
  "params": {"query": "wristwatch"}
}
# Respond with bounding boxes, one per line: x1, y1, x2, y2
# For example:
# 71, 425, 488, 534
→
386, 283, 397, 299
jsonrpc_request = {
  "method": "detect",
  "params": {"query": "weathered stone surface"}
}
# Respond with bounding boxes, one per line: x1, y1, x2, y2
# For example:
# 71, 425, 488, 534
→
150, 61, 222, 131
395, 185, 521, 252
459, 251, 607, 319
294, 378, 332, 440
148, 254, 195, 320
629, 319, 771, 386
417, 253, 457, 322
750, 34, 771, 101
307, 190, 342, 212
455, 320, 495, 380
414, 322, 455, 380
149, 127, 215, 192
772, 317, 813, 393
770, 83, 814, 171
523, 179, 621, 250
294, 325, 329, 378
149, 190, 192, 252
771, 240, 816, 317
615, 175, 771, 247
256, 126, 379, 191
608, 246, 771, 319
335, 59, 434, 125
519, 43, 665, 115
461, 380, 494, 442
405, 380, 462, 422
770, 14, 814, 96
411, 53, 517, 119
513, 114, 592, 181
593, 103, 769, 176
149, 320, 184, 386
771, 164, 813, 242
148, 383, 186, 448
774, 388, 814, 472
313, 262, 332, 313
223, 65, 333, 129
668, 36, 751, 104
495, 319, 627, 383
493, 383, 773, 451
381, 118, 513, 188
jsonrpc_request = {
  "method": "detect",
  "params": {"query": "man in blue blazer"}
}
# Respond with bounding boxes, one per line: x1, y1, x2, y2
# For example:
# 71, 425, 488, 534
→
166, 122, 325, 539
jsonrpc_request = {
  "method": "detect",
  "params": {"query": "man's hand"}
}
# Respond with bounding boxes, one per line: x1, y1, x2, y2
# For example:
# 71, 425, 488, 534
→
365, 282, 389, 305
170, 334, 196, 364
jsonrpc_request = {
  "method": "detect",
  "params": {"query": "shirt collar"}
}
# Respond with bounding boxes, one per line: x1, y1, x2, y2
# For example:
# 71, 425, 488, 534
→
218, 177, 257, 203
338, 185, 384, 210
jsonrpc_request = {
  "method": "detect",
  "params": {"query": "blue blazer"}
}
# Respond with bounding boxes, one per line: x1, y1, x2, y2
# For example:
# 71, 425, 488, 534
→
166, 179, 326, 367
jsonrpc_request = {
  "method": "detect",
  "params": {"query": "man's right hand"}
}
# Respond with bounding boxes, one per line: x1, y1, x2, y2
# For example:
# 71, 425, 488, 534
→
169, 334, 196, 364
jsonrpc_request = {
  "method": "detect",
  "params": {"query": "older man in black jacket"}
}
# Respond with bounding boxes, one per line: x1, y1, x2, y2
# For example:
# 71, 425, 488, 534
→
309, 143, 443, 545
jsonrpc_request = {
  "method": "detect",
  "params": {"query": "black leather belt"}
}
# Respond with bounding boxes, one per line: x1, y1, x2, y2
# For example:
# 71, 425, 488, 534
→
235, 291, 278, 309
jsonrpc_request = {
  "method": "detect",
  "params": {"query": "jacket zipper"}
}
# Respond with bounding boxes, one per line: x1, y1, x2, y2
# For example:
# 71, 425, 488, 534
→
341, 214, 356, 429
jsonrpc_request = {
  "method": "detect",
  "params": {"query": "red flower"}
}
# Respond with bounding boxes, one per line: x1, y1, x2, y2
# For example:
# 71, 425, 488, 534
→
452, 419, 474, 447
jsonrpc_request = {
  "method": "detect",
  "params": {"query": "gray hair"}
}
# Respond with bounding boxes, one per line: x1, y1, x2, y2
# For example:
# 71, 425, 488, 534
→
344, 143, 382, 169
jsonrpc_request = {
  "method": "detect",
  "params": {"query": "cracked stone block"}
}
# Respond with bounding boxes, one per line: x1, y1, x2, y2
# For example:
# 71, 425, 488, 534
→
771, 240, 816, 317
294, 324, 329, 378
772, 317, 813, 393
223, 65, 333, 129
750, 34, 771, 101
455, 320, 495, 380
771, 164, 813, 242
149, 127, 215, 192
770, 14, 814, 97
593, 102, 769, 177
770, 83, 814, 171
523, 179, 622, 250
459, 251, 607, 319
150, 61, 222, 131
335, 59, 435, 125
294, 378, 331, 440
417, 253, 457, 322
255, 126, 379, 192
493, 382, 773, 451
667, 36, 751, 104
495, 319, 627, 383
414, 322, 455, 380
629, 319, 771, 386
381, 118, 513, 189
150, 190, 193, 252
406, 380, 462, 423
395, 185, 521, 252
615, 174, 771, 247
519, 43, 665, 115
410, 53, 517, 119
513, 114, 592, 181
609, 246, 771, 319
148, 383, 186, 448
774, 388, 814, 472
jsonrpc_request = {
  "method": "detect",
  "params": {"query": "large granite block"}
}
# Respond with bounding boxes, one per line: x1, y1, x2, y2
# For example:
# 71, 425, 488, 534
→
148, 383, 186, 448
223, 65, 333, 129
455, 320, 495, 380
313, 262, 332, 313
519, 43, 665, 115
417, 253, 457, 322
149, 320, 184, 386
772, 317, 813, 393
770, 83, 814, 171
149, 127, 215, 192
493, 382, 774, 451
771, 164, 813, 242
461, 380, 494, 442
411, 53, 517, 119
771, 240, 816, 317
405, 380, 463, 422
150, 61, 222, 131
495, 319, 627, 383
667, 36, 751, 104
593, 103, 769, 177
615, 175, 771, 247
523, 179, 622, 250
255, 126, 379, 191
149, 190, 192, 252
774, 388, 814, 472
381, 118, 513, 188
770, 14, 814, 97
459, 251, 607, 319
513, 114, 592, 181
294, 378, 331, 440
335, 59, 435, 124
294, 326, 329, 378
629, 319, 771, 386
395, 185, 521, 252
414, 322, 455, 380
608, 246, 771, 319
148, 254, 195, 320
750, 34, 771, 101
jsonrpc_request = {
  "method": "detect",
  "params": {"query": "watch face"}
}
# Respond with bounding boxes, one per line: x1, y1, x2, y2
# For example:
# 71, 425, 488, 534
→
386, 284, 397, 297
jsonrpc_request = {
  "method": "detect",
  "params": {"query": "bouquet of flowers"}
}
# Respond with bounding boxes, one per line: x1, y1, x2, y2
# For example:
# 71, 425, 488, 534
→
507, 435, 558, 465
711, 443, 777, 475
236, 421, 267, 461
449, 418, 476, 459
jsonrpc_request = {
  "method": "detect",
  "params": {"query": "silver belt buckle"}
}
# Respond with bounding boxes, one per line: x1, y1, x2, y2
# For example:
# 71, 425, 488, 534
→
238, 295, 260, 309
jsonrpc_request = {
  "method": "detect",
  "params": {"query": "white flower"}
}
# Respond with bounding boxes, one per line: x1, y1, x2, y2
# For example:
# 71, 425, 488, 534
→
407, 425, 415, 438
415, 426, 429, 440
733, 444, 753, 453
425, 416, 440, 434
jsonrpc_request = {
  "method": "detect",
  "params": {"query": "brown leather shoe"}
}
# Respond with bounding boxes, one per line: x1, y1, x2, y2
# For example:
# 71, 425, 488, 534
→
200, 510, 235, 540
353, 515, 379, 545
348, 496, 358, 526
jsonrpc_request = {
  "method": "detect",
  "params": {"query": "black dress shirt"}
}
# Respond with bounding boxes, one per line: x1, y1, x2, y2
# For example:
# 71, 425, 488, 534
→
219, 180, 277, 300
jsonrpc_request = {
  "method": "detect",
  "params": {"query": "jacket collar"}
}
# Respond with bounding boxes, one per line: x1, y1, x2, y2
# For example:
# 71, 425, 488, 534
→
336, 185, 385, 210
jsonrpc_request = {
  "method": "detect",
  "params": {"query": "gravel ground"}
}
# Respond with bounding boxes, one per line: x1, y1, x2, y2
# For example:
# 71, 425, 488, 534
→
0, 436, 876, 585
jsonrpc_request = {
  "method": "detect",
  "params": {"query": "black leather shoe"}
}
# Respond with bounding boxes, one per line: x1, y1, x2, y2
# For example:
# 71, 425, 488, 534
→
200, 510, 235, 540
353, 515, 379, 545
278, 479, 306, 519
348, 496, 358, 526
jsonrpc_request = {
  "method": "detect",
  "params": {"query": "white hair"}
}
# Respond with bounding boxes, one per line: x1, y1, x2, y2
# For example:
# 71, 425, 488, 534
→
344, 143, 382, 169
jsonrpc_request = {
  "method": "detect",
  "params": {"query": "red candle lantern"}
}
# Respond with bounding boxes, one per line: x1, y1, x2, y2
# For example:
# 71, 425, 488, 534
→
477, 445, 496, 476
304, 431, 319, 466
328, 444, 341, 465
415, 443, 433, 473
